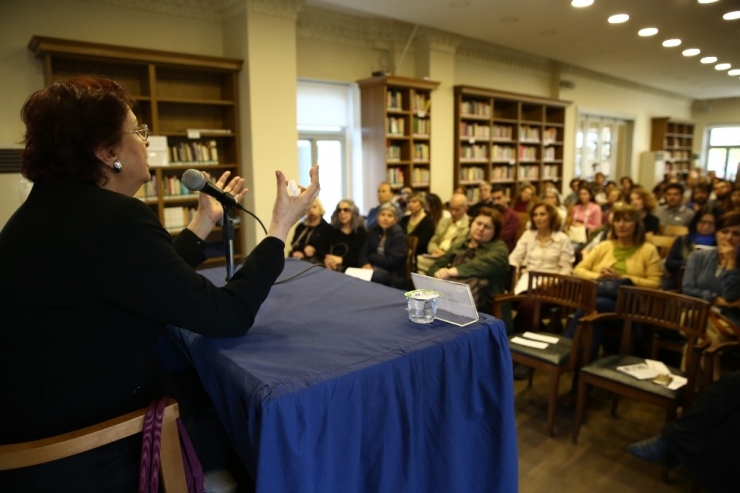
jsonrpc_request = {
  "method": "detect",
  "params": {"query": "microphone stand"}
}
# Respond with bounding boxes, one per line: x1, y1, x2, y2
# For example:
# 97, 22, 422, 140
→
222, 208, 235, 281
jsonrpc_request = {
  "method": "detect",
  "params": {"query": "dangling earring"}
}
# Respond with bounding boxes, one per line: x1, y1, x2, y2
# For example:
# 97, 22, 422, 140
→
113, 160, 122, 173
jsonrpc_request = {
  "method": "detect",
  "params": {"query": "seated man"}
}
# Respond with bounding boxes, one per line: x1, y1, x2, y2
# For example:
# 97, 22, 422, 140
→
490, 185, 519, 252
655, 183, 694, 228
365, 181, 395, 229
417, 193, 469, 274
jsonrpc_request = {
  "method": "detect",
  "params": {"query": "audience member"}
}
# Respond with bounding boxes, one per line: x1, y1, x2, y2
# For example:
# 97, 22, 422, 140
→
324, 199, 368, 272
428, 207, 510, 314
592, 172, 607, 204
359, 202, 407, 288
629, 186, 660, 236
601, 188, 621, 225
399, 192, 435, 256
513, 184, 536, 213
289, 197, 333, 264
686, 183, 711, 212
366, 181, 395, 228
567, 185, 603, 236
563, 178, 581, 207
425, 192, 449, 228
541, 187, 567, 227
682, 170, 699, 203
565, 204, 661, 365
620, 176, 635, 198
508, 203, 575, 332
0, 75, 319, 490
490, 185, 520, 251
417, 193, 469, 274
662, 206, 719, 290
393, 185, 413, 216
629, 371, 740, 493
712, 179, 733, 214
655, 183, 694, 228
467, 181, 493, 218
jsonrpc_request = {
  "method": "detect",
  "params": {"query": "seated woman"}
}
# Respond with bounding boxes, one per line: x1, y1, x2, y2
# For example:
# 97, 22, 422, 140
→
565, 204, 662, 360
567, 185, 603, 242
324, 199, 368, 272
359, 202, 407, 288
682, 210, 740, 350
662, 206, 719, 290
629, 186, 660, 236
540, 187, 567, 228
508, 202, 575, 332
289, 197, 333, 264
399, 192, 435, 256
428, 207, 510, 314
512, 184, 536, 213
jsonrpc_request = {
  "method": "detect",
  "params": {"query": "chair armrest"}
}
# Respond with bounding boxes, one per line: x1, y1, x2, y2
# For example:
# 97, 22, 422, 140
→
490, 293, 526, 318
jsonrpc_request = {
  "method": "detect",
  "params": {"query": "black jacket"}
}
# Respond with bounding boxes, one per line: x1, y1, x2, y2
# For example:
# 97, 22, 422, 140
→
359, 223, 407, 288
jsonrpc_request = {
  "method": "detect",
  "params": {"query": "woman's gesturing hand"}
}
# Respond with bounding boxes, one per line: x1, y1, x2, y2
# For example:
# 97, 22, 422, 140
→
188, 171, 248, 241
268, 166, 320, 243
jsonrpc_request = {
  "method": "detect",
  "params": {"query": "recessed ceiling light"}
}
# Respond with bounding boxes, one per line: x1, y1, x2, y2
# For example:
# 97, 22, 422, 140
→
638, 27, 659, 36
571, 0, 594, 7
608, 14, 630, 24
728, 69, 740, 76
682, 48, 701, 56
723, 11, 740, 20
698, 0, 719, 4
662, 39, 682, 47
701, 56, 718, 63
716, 63, 731, 70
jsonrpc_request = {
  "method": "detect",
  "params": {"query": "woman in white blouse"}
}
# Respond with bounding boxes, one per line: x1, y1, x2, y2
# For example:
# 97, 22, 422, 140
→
508, 202, 575, 332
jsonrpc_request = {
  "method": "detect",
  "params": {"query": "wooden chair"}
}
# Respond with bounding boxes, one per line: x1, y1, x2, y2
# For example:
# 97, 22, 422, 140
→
571, 287, 710, 445
405, 235, 419, 279
492, 272, 598, 436
0, 400, 188, 492
516, 212, 529, 242
646, 234, 676, 259
662, 224, 689, 237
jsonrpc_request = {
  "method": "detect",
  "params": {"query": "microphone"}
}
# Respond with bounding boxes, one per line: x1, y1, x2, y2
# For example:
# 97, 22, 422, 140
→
181, 169, 237, 207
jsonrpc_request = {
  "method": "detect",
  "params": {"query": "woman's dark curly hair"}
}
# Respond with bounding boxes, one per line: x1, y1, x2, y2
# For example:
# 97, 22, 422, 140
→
21, 75, 135, 185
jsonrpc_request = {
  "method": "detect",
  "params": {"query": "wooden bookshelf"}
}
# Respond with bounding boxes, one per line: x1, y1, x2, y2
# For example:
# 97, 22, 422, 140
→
650, 117, 695, 179
28, 36, 244, 269
357, 75, 440, 191
454, 86, 570, 203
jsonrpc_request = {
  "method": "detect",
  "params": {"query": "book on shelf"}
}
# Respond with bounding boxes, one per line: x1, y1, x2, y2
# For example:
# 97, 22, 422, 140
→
386, 167, 405, 187
135, 175, 158, 200
163, 206, 196, 230
386, 90, 403, 110
181, 129, 233, 139
460, 100, 491, 117
386, 117, 405, 136
169, 140, 219, 165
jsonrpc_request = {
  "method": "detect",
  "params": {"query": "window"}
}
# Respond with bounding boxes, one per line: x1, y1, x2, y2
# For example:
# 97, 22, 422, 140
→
297, 80, 360, 220
705, 126, 740, 180
575, 115, 630, 181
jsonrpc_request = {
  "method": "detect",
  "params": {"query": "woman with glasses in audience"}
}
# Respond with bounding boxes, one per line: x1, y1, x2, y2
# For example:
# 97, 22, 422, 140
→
662, 206, 720, 290
629, 186, 660, 236
289, 197, 333, 264
509, 202, 575, 332
359, 202, 407, 288
0, 76, 319, 491
324, 199, 367, 272
682, 211, 740, 360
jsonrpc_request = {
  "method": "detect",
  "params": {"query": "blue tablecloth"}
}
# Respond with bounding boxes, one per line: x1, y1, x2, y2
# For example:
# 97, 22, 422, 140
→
170, 259, 518, 492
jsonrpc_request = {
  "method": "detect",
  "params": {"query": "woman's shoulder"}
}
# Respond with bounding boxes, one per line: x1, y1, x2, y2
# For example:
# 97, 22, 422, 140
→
552, 231, 570, 242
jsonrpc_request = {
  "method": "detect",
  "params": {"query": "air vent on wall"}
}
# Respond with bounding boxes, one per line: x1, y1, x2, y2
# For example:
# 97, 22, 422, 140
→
0, 148, 22, 173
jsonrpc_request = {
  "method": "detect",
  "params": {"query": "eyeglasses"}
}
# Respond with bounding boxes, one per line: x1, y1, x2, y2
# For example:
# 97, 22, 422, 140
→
127, 124, 149, 141
336, 207, 352, 213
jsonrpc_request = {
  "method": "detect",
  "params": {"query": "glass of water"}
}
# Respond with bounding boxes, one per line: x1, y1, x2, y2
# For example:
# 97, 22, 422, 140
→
405, 289, 440, 324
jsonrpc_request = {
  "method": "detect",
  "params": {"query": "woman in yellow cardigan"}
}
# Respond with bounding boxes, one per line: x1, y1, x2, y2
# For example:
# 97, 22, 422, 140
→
565, 203, 662, 363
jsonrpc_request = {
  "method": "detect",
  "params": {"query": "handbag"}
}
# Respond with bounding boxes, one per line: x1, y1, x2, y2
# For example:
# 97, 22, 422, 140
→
139, 396, 204, 493
450, 246, 489, 310
568, 224, 588, 244
596, 277, 633, 299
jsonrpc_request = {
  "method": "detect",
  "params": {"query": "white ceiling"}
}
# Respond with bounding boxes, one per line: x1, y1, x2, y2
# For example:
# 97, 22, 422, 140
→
306, 0, 740, 100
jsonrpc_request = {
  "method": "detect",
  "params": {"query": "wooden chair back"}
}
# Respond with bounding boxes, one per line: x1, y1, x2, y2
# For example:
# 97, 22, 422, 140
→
0, 400, 188, 491
524, 271, 598, 327
609, 287, 710, 403
516, 212, 529, 241
662, 224, 689, 237
405, 235, 419, 279
647, 234, 677, 259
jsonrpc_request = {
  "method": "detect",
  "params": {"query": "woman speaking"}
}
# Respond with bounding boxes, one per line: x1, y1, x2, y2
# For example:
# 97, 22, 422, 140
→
0, 76, 319, 491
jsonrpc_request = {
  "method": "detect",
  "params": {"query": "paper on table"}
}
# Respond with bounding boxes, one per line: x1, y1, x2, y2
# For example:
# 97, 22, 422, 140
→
510, 336, 548, 349
666, 375, 687, 390
645, 359, 671, 375
522, 332, 559, 344
617, 363, 659, 380
344, 267, 373, 282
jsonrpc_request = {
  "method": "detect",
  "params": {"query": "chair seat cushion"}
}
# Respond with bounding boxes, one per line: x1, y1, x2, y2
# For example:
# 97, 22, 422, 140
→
580, 355, 686, 400
508, 333, 572, 365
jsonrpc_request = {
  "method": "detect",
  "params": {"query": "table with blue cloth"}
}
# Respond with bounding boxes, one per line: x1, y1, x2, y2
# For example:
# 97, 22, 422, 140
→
169, 259, 518, 492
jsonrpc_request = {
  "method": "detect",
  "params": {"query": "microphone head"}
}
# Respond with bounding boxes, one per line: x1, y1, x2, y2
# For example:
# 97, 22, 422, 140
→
182, 169, 206, 191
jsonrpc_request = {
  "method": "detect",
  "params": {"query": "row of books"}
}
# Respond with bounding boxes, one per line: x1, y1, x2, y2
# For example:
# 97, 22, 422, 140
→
519, 126, 541, 142
170, 140, 219, 164
519, 145, 539, 161
460, 144, 488, 160
412, 117, 430, 135
543, 146, 558, 161
460, 100, 491, 117
518, 165, 540, 179
411, 168, 430, 185
412, 93, 430, 113
543, 165, 560, 179
413, 143, 430, 161
386, 117, 405, 136
493, 125, 513, 140
387, 90, 403, 110
162, 175, 199, 197
459, 166, 485, 182
493, 144, 516, 161
163, 206, 196, 230
386, 144, 402, 161
135, 176, 158, 199
387, 167, 405, 187
460, 122, 491, 139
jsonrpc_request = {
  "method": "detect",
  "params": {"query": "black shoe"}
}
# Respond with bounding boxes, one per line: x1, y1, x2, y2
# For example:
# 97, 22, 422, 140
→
628, 435, 679, 468
513, 363, 530, 381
